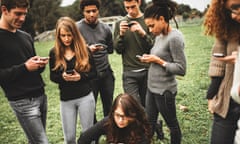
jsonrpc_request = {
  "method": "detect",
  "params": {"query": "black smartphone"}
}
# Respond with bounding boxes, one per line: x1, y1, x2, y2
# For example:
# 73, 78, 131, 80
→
94, 43, 107, 50
66, 69, 74, 75
128, 21, 135, 27
213, 53, 225, 57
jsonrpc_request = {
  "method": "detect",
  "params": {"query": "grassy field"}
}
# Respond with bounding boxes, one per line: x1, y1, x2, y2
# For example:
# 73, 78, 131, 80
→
0, 24, 214, 144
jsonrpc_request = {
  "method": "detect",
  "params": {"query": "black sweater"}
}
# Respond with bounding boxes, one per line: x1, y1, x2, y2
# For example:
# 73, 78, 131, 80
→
78, 117, 150, 144
0, 29, 45, 101
49, 48, 97, 101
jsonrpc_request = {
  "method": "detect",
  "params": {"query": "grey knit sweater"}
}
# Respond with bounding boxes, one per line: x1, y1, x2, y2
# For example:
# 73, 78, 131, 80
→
209, 38, 239, 118
147, 29, 186, 95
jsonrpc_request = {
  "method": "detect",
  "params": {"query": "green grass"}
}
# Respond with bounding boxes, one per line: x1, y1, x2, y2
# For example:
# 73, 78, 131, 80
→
0, 25, 214, 144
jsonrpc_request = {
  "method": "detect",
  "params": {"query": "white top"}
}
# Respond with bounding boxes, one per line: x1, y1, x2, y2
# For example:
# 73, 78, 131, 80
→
231, 46, 240, 104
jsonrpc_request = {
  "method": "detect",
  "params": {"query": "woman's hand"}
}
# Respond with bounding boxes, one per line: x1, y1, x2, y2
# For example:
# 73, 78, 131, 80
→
214, 51, 238, 64
208, 99, 214, 114
62, 70, 81, 81
139, 54, 156, 63
140, 54, 166, 66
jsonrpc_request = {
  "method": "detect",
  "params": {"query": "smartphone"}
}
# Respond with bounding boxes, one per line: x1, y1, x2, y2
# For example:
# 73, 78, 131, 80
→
94, 43, 107, 48
213, 53, 225, 57
136, 55, 142, 58
40, 57, 49, 61
66, 69, 74, 75
128, 21, 135, 27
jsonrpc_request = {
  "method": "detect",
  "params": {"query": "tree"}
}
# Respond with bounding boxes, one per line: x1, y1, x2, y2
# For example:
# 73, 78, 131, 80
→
100, 0, 125, 17
28, 0, 62, 34
61, 0, 82, 21
21, 0, 203, 38
177, 4, 191, 15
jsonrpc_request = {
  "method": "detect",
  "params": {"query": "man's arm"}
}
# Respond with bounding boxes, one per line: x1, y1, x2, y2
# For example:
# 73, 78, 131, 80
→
113, 20, 126, 54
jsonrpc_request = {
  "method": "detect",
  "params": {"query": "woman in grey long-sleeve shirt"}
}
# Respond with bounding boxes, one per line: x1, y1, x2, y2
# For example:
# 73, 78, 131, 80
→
140, 0, 186, 144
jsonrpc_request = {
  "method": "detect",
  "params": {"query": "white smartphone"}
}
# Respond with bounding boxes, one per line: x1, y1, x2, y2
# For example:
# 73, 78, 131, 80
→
213, 53, 225, 57
136, 55, 142, 58
94, 43, 107, 48
40, 57, 49, 61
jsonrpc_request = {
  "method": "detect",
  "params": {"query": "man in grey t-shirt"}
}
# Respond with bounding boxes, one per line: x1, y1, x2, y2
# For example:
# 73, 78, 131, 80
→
77, 0, 115, 126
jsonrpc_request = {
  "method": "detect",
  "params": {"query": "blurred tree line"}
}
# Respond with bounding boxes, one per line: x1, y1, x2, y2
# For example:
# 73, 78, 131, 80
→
21, 0, 207, 37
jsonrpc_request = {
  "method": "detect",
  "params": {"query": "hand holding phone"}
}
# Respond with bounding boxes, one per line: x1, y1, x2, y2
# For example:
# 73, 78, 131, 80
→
94, 43, 107, 49
66, 69, 74, 75
136, 55, 142, 58
128, 21, 135, 27
39, 57, 49, 61
35, 57, 49, 66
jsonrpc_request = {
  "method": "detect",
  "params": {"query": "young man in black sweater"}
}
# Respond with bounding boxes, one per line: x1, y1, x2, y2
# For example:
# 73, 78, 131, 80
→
0, 0, 49, 143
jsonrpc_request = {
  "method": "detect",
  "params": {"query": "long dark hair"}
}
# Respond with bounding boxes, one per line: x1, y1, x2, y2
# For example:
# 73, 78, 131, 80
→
144, 0, 178, 28
104, 93, 151, 144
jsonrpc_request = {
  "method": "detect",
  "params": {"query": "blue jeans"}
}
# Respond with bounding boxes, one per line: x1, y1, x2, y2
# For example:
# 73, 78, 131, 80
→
211, 98, 240, 144
9, 94, 48, 144
60, 92, 95, 144
146, 90, 181, 144
123, 70, 148, 107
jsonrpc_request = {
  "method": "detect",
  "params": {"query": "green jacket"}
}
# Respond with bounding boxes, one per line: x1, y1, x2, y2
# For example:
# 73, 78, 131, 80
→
113, 16, 154, 71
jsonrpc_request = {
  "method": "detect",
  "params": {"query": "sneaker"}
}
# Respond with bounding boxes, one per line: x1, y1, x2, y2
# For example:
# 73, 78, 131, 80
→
155, 120, 164, 140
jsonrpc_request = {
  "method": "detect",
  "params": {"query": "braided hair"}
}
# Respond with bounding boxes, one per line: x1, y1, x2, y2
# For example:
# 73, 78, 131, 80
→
144, 0, 178, 28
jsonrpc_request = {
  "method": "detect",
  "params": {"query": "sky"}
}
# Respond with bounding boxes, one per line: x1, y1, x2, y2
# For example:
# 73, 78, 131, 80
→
177, 0, 211, 12
61, 0, 211, 12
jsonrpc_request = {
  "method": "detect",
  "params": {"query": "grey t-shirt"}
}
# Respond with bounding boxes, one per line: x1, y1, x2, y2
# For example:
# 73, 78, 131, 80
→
77, 19, 113, 73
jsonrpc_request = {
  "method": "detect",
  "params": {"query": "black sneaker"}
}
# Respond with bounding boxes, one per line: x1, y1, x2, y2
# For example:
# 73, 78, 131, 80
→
155, 120, 164, 140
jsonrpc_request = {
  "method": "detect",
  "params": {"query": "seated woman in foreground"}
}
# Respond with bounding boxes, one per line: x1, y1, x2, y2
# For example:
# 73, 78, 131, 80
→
77, 93, 152, 144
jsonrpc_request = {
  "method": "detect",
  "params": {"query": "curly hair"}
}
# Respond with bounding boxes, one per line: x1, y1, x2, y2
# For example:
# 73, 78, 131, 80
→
79, 0, 100, 11
104, 93, 151, 144
203, 0, 240, 41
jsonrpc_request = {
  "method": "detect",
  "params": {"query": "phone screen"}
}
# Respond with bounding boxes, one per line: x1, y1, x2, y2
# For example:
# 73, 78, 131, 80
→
136, 55, 142, 58
40, 57, 49, 61
94, 43, 107, 48
213, 53, 225, 57
66, 69, 74, 74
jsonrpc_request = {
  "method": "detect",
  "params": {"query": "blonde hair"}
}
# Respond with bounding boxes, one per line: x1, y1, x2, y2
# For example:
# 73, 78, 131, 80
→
53, 17, 90, 72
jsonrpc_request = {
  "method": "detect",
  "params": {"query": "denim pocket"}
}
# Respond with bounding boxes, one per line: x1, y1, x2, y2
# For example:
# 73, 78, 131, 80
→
9, 98, 40, 116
